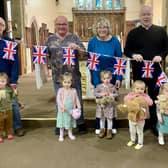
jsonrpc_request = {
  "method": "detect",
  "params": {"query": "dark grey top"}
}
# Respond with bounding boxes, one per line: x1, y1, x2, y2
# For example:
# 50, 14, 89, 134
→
45, 33, 85, 82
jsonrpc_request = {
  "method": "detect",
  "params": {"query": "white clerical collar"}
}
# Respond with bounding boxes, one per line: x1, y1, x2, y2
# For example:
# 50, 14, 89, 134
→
141, 24, 152, 30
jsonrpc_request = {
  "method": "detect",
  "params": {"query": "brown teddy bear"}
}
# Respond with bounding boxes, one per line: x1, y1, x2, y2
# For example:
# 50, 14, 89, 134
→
117, 96, 148, 122
96, 95, 115, 108
155, 94, 168, 114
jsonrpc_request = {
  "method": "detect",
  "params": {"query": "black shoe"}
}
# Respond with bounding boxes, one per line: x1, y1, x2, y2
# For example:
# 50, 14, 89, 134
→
78, 123, 88, 134
55, 128, 60, 135
15, 128, 25, 137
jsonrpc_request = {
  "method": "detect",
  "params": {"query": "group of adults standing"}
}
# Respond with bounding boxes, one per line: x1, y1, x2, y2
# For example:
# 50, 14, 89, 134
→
0, 5, 167, 136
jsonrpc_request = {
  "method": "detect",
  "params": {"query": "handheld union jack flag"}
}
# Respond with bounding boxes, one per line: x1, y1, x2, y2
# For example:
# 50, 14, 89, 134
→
155, 72, 168, 88
86, 52, 100, 71
113, 57, 127, 76
2, 40, 17, 61
32, 45, 47, 64
62, 48, 76, 65
141, 61, 154, 78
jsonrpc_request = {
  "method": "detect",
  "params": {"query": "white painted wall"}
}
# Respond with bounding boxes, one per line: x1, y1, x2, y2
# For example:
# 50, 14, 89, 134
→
153, 0, 167, 26
125, 0, 141, 21
25, 0, 74, 33
25, 0, 142, 33
25, 0, 167, 32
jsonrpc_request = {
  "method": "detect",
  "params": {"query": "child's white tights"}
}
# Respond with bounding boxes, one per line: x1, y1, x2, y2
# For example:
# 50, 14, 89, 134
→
100, 118, 113, 130
59, 128, 75, 141
59, 128, 64, 142
68, 128, 76, 140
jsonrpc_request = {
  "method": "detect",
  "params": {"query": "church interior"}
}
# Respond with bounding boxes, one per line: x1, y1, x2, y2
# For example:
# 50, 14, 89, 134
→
0, 0, 168, 167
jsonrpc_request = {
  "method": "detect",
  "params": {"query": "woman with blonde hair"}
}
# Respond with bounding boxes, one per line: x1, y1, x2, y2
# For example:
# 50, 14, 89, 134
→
88, 17, 122, 135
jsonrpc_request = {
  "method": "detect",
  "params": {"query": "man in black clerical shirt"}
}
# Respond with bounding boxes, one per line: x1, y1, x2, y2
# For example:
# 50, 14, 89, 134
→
124, 5, 168, 136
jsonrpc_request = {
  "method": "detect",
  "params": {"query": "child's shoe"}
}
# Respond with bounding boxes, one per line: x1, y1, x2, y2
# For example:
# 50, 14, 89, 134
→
106, 129, 112, 139
112, 129, 117, 134
99, 128, 105, 138
127, 141, 135, 147
68, 134, 76, 140
0, 138, 3, 143
7, 135, 13, 140
58, 136, 64, 142
134, 144, 143, 150
95, 129, 100, 135
158, 136, 165, 145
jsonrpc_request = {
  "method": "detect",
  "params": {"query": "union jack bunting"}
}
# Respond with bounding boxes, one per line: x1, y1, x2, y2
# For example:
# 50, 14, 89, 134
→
86, 52, 100, 71
113, 57, 127, 76
155, 72, 168, 88
141, 61, 154, 78
2, 40, 17, 61
32, 45, 47, 64
62, 48, 76, 65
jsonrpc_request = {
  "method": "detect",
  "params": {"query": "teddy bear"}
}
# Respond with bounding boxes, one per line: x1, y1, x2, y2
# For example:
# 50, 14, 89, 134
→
0, 90, 6, 101
155, 94, 168, 114
96, 95, 115, 108
117, 96, 148, 122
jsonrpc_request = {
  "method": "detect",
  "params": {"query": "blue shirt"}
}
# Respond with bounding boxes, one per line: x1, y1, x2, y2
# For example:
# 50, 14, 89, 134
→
88, 36, 122, 87
0, 35, 19, 84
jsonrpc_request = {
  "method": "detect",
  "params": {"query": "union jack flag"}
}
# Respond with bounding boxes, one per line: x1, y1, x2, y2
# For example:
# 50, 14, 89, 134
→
141, 61, 154, 78
2, 40, 17, 61
113, 57, 127, 76
86, 52, 100, 71
62, 48, 76, 65
155, 72, 168, 88
32, 45, 47, 64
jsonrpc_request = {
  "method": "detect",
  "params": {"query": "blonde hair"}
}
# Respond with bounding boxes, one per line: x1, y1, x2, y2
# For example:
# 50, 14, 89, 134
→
0, 72, 8, 81
92, 17, 112, 36
61, 72, 73, 85
159, 83, 168, 94
132, 80, 146, 91
100, 70, 112, 81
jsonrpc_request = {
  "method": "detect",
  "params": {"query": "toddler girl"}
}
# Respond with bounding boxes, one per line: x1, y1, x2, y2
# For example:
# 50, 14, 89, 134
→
94, 70, 118, 139
124, 80, 153, 150
156, 83, 168, 145
56, 72, 81, 142
0, 72, 14, 143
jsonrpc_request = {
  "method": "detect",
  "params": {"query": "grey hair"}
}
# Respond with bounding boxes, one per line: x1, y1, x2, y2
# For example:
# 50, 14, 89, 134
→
92, 17, 112, 36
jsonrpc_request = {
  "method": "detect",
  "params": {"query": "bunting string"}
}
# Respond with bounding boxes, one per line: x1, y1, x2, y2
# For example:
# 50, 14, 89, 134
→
1, 39, 168, 88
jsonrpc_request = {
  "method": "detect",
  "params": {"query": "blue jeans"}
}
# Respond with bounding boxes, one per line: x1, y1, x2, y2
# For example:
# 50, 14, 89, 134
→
12, 98, 22, 130
53, 79, 85, 126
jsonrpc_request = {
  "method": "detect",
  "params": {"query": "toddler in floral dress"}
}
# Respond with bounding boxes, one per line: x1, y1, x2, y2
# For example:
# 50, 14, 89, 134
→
94, 70, 118, 139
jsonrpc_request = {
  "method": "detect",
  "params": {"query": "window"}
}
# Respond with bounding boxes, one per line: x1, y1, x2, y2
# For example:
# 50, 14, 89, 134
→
86, 0, 93, 10
76, 0, 122, 10
96, 0, 103, 9
114, 0, 121, 9
105, 0, 112, 9
78, 0, 84, 10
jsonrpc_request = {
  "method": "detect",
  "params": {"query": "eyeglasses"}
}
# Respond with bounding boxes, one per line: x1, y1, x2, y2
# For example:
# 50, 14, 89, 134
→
56, 23, 68, 26
97, 26, 108, 30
